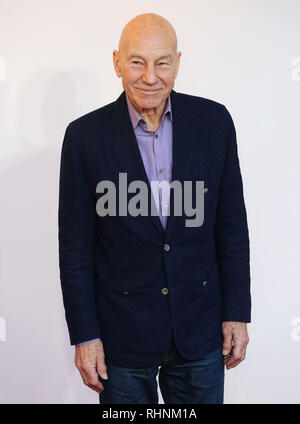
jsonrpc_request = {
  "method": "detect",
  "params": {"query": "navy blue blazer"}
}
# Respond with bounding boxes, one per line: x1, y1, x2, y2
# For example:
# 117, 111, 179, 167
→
58, 89, 251, 367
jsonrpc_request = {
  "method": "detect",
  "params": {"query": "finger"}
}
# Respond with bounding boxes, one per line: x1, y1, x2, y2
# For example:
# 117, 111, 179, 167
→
96, 353, 108, 380
80, 369, 103, 392
225, 343, 243, 366
79, 369, 89, 386
224, 344, 246, 369
90, 383, 104, 393
230, 338, 248, 363
81, 366, 104, 392
222, 333, 233, 356
225, 353, 246, 370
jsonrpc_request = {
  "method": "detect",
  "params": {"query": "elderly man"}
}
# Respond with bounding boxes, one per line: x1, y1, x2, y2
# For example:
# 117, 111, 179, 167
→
58, 13, 251, 404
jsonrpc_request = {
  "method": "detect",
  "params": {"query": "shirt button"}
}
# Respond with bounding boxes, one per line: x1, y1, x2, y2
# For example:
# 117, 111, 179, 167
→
163, 204, 168, 209
155, 134, 158, 138
164, 243, 170, 252
202, 281, 207, 287
122, 291, 129, 296
204, 187, 208, 194
162, 288, 169, 295
159, 168, 164, 174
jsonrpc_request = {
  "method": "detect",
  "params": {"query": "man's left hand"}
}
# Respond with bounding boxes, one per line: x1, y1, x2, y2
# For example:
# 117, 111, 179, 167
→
222, 321, 249, 370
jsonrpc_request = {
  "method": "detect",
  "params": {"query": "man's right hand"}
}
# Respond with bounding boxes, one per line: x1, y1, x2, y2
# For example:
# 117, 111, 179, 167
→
75, 339, 108, 393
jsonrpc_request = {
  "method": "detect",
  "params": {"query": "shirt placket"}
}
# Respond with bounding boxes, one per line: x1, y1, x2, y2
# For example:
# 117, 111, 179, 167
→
153, 118, 170, 230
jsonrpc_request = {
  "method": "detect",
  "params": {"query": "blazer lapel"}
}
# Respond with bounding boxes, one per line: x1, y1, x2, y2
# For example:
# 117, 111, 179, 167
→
165, 90, 211, 237
108, 89, 210, 238
108, 91, 165, 236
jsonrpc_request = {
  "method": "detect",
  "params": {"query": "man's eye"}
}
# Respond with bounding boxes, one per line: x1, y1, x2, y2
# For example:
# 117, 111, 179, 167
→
158, 62, 169, 66
132, 61, 142, 65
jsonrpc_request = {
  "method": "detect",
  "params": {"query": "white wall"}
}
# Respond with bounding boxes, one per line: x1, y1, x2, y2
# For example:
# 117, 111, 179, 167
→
0, 0, 299, 404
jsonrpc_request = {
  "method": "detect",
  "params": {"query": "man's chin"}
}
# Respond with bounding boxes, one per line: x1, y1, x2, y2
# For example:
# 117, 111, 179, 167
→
135, 94, 166, 107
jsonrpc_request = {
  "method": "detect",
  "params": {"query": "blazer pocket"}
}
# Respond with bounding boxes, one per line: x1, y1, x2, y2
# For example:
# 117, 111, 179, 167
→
97, 276, 152, 296
194, 264, 219, 288
194, 265, 222, 305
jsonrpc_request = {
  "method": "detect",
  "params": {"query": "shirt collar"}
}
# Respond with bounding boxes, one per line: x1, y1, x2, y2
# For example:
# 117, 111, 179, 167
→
125, 91, 173, 129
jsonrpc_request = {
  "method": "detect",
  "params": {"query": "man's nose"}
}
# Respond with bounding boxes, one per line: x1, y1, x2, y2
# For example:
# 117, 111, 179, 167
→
142, 64, 158, 84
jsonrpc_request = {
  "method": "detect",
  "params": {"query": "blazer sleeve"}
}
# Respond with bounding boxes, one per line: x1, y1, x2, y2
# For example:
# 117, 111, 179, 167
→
58, 123, 101, 345
214, 106, 251, 323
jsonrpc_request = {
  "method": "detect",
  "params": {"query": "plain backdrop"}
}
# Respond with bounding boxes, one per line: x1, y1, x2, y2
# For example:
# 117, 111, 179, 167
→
0, 0, 300, 404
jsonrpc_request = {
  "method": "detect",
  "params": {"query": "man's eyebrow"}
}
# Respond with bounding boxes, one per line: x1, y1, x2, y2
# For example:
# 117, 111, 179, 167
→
127, 53, 173, 61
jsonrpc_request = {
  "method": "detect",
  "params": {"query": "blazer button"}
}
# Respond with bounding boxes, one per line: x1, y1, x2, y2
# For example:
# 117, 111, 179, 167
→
162, 287, 169, 295
164, 244, 170, 252
202, 280, 207, 287
204, 187, 208, 194
122, 291, 129, 296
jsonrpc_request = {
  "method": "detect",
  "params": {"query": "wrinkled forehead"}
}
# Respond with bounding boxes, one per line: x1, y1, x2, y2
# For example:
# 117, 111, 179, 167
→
120, 30, 177, 59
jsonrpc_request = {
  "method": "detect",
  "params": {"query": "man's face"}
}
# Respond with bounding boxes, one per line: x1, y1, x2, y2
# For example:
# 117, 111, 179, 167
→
113, 32, 181, 112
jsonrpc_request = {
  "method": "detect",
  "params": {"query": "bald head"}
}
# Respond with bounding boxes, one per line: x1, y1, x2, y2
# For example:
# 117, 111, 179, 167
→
118, 13, 178, 57
113, 13, 181, 119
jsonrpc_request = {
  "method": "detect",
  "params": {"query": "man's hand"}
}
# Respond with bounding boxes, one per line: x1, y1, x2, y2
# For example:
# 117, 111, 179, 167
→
75, 339, 108, 393
222, 321, 249, 370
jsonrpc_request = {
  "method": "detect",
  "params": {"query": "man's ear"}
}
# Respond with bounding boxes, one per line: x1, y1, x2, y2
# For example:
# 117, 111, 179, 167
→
113, 50, 122, 78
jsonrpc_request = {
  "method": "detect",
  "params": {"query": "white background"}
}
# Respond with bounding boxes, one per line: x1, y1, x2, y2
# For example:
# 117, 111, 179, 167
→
0, 0, 300, 404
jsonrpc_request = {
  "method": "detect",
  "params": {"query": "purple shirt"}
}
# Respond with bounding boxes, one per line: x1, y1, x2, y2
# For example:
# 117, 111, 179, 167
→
76, 92, 173, 346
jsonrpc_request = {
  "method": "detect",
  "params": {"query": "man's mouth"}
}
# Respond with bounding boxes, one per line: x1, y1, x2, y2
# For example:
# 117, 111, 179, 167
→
137, 88, 162, 94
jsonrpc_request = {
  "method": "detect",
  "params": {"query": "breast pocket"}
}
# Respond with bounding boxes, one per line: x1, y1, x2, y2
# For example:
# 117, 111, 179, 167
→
203, 179, 220, 197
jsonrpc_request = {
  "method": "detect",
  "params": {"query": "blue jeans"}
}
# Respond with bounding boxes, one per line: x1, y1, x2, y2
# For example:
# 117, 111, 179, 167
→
99, 333, 224, 404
